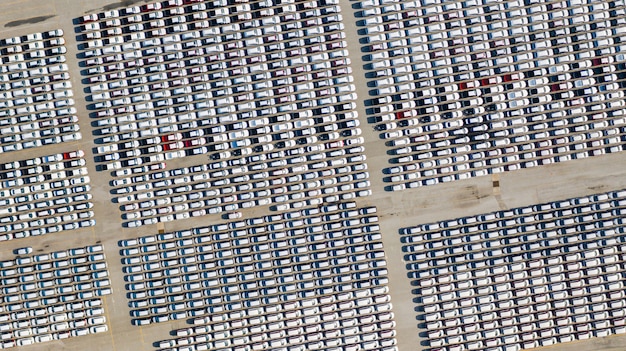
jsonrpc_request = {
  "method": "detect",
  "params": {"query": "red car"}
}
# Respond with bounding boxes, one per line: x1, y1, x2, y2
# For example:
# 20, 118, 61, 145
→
62, 150, 85, 160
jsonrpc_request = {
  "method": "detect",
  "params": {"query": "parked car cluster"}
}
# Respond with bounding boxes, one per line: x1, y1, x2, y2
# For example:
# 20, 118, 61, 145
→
159, 280, 396, 351
76, 0, 370, 226
119, 202, 396, 351
0, 150, 95, 242
357, 0, 626, 189
0, 244, 110, 348
402, 189, 626, 351
77, 0, 367, 208
114, 143, 370, 227
0, 29, 81, 152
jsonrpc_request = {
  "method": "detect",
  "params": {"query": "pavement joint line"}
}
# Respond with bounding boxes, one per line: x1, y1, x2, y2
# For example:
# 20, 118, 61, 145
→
101, 296, 118, 351
139, 326, 146, 347
495, 193, 508, 210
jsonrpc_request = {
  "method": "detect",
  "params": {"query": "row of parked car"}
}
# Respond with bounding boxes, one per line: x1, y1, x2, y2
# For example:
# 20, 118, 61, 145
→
117, 202, 396, 351
402, 188, 626, 351
94, 101, 361, 167
0, 29, 65, 61
79, 33, 353, 123
79, 0, 341, 36
93, 100, 358, 162
357, 0, 626, 189
384, 122, 626, 190
0, 29, 80, 153
79, 0, 348, 111
159, 288, 395, 350
0, 244, 110, 348
0, 150, 95, 242
154, 292, 396, 351
422, 251, 626, 349
112, 140, 369, 226
158, 292, 396, 351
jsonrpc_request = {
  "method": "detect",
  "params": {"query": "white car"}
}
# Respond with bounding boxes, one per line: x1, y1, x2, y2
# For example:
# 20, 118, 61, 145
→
165, 150, 185, 160
14, 247, 33, 255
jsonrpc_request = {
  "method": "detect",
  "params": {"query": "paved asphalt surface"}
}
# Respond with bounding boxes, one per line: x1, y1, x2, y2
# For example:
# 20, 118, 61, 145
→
1, 0, 626, 350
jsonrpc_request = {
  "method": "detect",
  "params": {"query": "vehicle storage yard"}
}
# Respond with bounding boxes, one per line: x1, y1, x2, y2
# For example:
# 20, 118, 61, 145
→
1, 0, 626, 351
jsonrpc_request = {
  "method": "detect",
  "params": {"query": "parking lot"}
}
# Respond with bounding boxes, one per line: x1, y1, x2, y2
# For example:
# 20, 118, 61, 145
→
119, 203, 396, 350
0, 28, 81, 152
2, 0, 626, 351
356, 0, 626, 190
404, 189, 626, 351
0, 150, 95, 242
75, 0, 374, 227
0, 244, 111, 348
